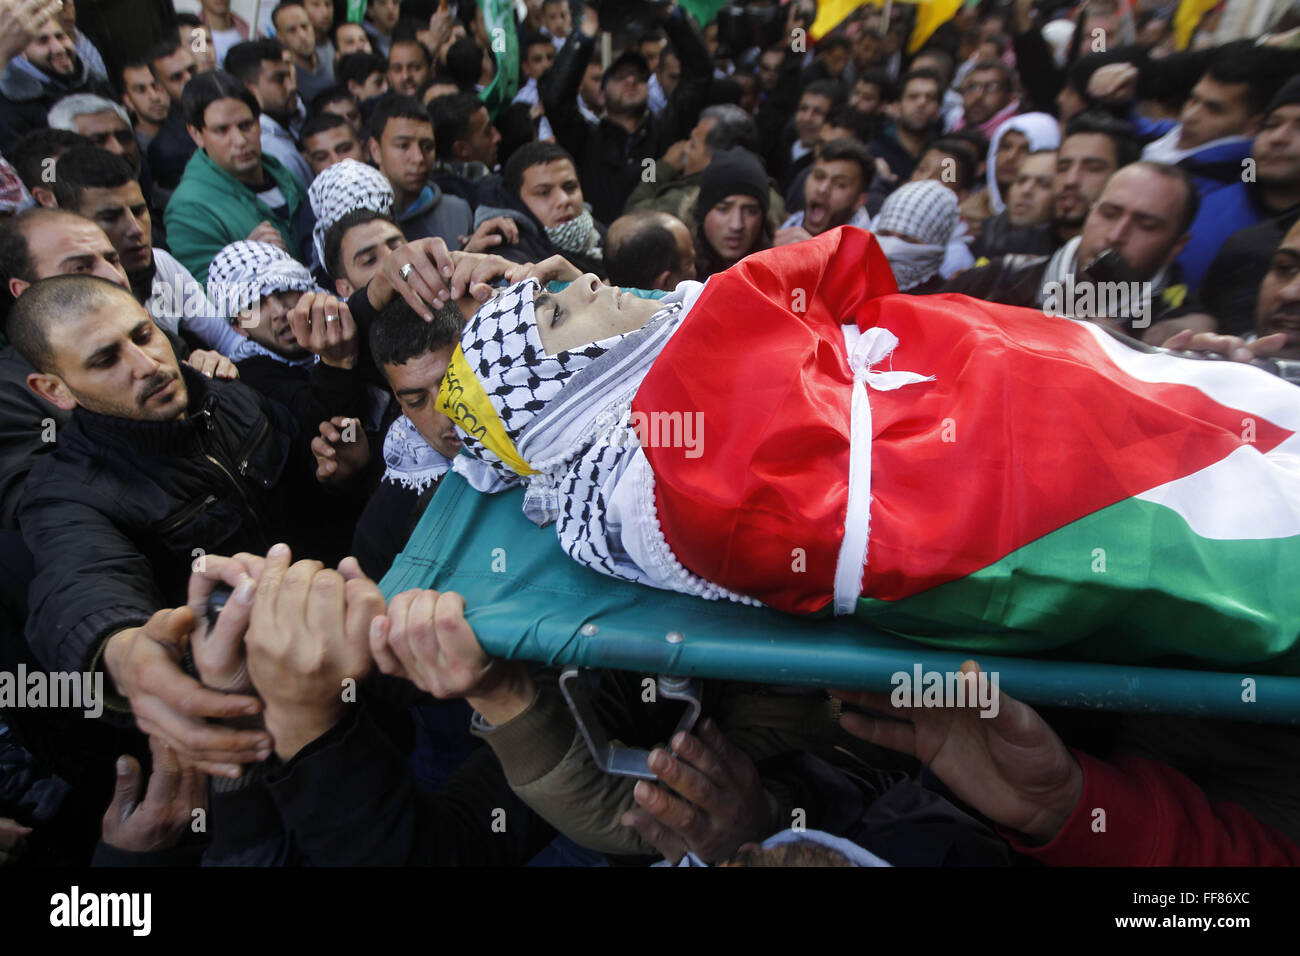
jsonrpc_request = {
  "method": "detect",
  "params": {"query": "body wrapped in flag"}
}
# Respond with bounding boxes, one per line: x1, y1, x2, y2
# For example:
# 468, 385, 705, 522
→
437, 228, 1300, 673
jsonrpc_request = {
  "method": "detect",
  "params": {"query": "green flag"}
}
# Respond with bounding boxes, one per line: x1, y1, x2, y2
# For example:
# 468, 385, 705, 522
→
677, 0, 728, 26
479, 0, 519, 120
346, 0, 367, 24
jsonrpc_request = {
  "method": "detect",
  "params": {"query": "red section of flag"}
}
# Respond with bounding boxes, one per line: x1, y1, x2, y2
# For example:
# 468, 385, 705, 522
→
635, 228, 1292, 612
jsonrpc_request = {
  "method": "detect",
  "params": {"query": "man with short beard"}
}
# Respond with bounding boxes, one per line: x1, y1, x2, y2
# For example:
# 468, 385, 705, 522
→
274, 0, 335, 106
49, 147, 239, 355
867, 69, 943, 190
0, 16, 113, 152
775, 140, 874, 246
543, 2, 712, 225
226, 39, 313, 190
1252, 217, 1300, 360
10, 274, 350, 771
1177, 78, 1300, 292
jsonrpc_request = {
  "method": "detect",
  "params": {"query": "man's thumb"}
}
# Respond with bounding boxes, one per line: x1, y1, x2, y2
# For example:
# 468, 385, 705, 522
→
106, 755, 143, 824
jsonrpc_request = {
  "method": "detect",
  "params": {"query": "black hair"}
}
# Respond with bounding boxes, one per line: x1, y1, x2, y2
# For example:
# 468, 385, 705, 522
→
908, 49, 954, 86
819, 35, 851, 55
925, 137, 978, 192
310, 84, 359, 114
943, 127, 989, 162
50, 147, 138, 210
493, 101, 537, 170
1064, 110, 1140, 169
801, 79, 844, 108
182, 70, 261, 129
390, 18, 429, 48
445, 36, 484, 91
854, 67, 895, 102
271, 0, 306, 31
116, 55, 155, 94
366, 92, 431, 142
520, 31, 556, 55
337, 51, 388, 88
146, 35, 184, 69
323, 208, 399, 280
1130, 160, 1200, 235
898, 67, 943, 97
966, 57, 1014, 87
606, 212, 681, 289
299, 110, 353, 147
503, 140, 574, 195
1204, 43, 1295, 118
10, 129, 92, 191
816, 138, 876, 192
224, 39, 286, 84
174, 12, 202, 28
823, 105, 873, 142
8, 273, 135, 373
428, 91, 483, 158
389, 29, 432, 65
369, 295, 464, 369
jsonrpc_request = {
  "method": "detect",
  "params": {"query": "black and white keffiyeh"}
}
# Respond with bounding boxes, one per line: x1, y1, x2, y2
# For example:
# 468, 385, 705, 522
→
308, 158, 396, 265
873, 181, 959, 290
207, 240, 322, 317
453, 278, 628, 488
206, 240, 324, 364
382, 414, 452, 492
544, 206, 602, 260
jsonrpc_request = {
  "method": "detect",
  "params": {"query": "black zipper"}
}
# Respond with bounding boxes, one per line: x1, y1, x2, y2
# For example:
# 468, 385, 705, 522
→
233, 417, 271, 479
159, 493, 217, 535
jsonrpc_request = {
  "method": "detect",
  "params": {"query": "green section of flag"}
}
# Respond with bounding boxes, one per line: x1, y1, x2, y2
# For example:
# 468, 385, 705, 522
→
479, 0, 520, 120
346, 0, 367, 24
855, 496, 1300, 673
678, 0, 729, 26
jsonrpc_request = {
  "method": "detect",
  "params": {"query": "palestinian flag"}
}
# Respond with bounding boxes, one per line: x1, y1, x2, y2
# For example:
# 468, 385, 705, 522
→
634, 228, 1300, 673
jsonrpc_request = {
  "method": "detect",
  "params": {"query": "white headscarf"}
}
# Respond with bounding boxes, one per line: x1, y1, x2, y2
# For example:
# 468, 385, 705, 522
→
873, 181, 959, 291
986, 112, 1061, 214
308, 158, 396, 267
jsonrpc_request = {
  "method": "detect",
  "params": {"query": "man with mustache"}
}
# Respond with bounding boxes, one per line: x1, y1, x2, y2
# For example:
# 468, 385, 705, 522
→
10, 273, 346, 779
0, 13, 114, 153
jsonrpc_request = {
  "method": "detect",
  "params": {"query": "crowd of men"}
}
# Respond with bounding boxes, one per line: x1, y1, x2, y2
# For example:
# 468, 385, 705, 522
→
0, 0, 1297, 869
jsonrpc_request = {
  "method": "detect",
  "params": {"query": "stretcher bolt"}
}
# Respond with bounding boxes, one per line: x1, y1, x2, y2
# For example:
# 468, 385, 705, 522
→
666, 631, 684, 644
580, 623, 599, 637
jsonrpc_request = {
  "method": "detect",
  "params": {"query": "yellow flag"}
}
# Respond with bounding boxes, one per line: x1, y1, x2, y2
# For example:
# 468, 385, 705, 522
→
810, 0, 964, 54
1173, 0, 1219, 51
908, 0, 964, 54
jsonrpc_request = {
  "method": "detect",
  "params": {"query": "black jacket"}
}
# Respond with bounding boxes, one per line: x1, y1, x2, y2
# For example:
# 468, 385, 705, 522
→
542, 12, 712, 225
18, 366, 320, 674
0, 57, 115, 154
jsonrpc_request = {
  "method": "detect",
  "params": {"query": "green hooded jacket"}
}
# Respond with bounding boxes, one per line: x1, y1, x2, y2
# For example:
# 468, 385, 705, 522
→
163, 148, 309, 287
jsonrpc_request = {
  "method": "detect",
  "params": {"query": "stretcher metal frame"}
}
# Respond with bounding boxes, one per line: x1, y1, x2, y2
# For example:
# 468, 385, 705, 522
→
381, 473, 1300, 738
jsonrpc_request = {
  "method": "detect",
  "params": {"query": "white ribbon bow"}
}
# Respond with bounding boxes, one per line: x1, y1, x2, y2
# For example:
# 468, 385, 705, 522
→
834, 327, 935, 614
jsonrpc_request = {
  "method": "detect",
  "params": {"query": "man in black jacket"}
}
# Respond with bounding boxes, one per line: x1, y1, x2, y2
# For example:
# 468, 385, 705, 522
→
10, 275, 332, 776
0, 15, 114, 153
542, 1, 711, 225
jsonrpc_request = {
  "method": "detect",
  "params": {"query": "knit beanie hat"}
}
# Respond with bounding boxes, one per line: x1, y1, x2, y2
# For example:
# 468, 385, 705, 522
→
694, 148, 770, 220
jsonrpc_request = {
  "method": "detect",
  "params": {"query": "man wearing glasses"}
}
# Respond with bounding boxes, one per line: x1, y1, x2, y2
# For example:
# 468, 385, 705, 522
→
954, 59, 1021, 140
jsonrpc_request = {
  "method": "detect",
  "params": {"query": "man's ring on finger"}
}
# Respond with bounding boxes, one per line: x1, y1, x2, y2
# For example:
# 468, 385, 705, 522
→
325, 312, 339, 322
398, 263, 415, 280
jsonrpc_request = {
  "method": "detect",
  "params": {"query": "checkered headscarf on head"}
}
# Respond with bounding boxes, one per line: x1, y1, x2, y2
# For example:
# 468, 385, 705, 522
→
453, 278, 635, 485
206, 240, 321, 319
875, 180, 959, 248
308, 158, 396, 266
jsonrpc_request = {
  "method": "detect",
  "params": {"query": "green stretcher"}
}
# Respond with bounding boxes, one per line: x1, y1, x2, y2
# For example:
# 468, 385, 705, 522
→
380, 471, 1300, 726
